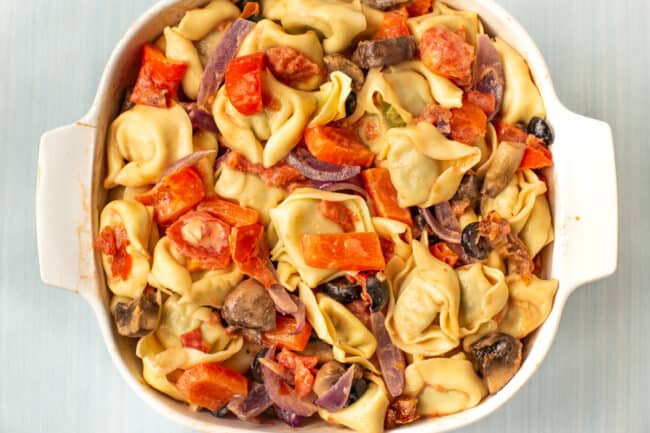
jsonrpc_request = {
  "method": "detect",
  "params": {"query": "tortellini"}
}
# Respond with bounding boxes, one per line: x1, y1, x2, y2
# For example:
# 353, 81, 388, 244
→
309, 71, 352, 126
499, 274, 559, 339
136, 296, 243, 401
456, 264, 509, 337
98, 200, 154, 299
386, 240, 461, 357
381, 122, 481, 208
164, 27, 204, 100
404, 354, 487, 416
270, 188, 375, 288
520, 195, 554, 257
105, 104, 193, 188
191, 130, 219, 195
148, 237, 243, 308
213, 71, 317, 167
494, 37, 546, 125
175, 0, 239, 41
318, 374, 389, 433
371, 217, 413, 290
349, 68, 413, 128
407, 6, 481, 44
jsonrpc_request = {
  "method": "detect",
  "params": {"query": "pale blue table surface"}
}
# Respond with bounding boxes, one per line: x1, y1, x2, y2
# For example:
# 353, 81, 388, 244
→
1, 0, 648, 432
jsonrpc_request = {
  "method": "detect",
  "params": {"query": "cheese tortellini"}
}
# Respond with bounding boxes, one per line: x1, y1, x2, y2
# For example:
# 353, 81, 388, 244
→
457, 264, 509, 337
175, 0, 239, 41
309, 71, 352, 126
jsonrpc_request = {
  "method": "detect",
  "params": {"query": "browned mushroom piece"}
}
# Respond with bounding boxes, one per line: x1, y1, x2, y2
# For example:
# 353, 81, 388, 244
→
481, 141, 526, 198
470, 332, 523, 394
112, 287, 162, 338
301, 339, 335, 364
352, 36, 418, 69
384, 396, 421, 429
323, 54, 366, 91
221, 279, 276, 331
313, 360, 347, 398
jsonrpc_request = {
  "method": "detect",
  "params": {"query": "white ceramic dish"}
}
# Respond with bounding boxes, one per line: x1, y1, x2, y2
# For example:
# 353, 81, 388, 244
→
36, 1, 619, 432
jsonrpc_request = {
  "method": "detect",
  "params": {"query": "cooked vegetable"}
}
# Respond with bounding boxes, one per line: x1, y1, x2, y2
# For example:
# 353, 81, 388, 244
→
450, 174, 482, 216
471, 332, 523, 394
130, 44, 188, 108
180, 327, 211, 353
450, 101, 488, 145
315, 363, 357, 411
319, 200, 356, 232
479, 211, 534, 279
527, 116, 554, 145
262, 315, 313, 352
384, 396, 420, 429
353, 36, 418, 69
473, 35, 505, 120
225, 52, 265, 115
420, 26, 475, 86
465, 91, 497, 117
287, 147, 361, 182
224, 151, 306, 189
265, 46, 324, 91
198, 197, 260, 227
275, 406, 303, 427
323, 54, 365, 91
461, 222, 492, 260
239, 0, 262, 22
230, 223, 277, 288
362, 168, 413, 226
251, 348, 269, 383
346, 377, 368, 405
183, 103, 219, 133
482, 141, 526, 197
160, 150, 217, 179
371, 311, 405, 398
227, 382, 273, 421
137, 166, 206, 225
418, 205, 461, 244
374, 9, 410, 40
318, 181, 370, 201
406, 0, 433, 16
430, 242, 460, 267
95, 225, 132, 281
222, 279, 276, 331
111, 287, 161, 338
361, 0, 409, 10
301, 233, 386, 271
495, 121, 529, 143
314, 361, 347, 398
304, 125, 375, 168
365, 274, 389, 312
277, 349, 319, 398
301, 340, 335, 364
520, 136, 553, 169
415, 103, 452, 135
319, 277, 362, 304
176, 363, 249, 411
261, 349, 318, 417
345, 92, 357, 117
197, 18, 255, 110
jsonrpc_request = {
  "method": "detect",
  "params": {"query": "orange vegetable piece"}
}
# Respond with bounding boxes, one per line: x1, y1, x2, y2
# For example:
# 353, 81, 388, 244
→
225, 52, 265, 115
304, 125, 375, 168
262, 315, 313, 352
318, 200, 356, 232
374, 9, 411, 40
265, 46, 324, 89
450, 101, 487, 145
137, 166, 206, 226
276, 349, 318, 398
130, 44, 188, 108
419, 25, 475, 86
293, 359, 315, 398
276, 349, 319, 371
94, 225, 132, 280
495, 122, 529, 144
406, 0, 433, 17
430, 242, 459, 267
520, 136, 553, 169
300, 232, 387, 271
240, 1, 260, 19
361, 168, 413, 226
197, 197, 259, 227
176, 363, 248, 411
465, 91, 496, 116
180, 328, 211, 353
230, 223, 278, 288
414, 103, 452, 130
223, 151, 306, 189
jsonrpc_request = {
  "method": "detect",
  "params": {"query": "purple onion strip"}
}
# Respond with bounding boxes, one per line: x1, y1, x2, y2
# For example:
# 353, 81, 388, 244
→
261, 362, 318, 417
473, 35, 505, 121
274, 406, 303, 428
287, 148, 361, 182
370, 311, 405, 398
160, 150, 217, 180
419, 205, 461, 244
227, 382, 273, 421
314, 365, 356, 412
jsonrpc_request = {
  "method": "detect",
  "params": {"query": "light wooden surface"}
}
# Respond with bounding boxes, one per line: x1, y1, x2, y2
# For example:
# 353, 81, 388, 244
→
1, 0, 648, 432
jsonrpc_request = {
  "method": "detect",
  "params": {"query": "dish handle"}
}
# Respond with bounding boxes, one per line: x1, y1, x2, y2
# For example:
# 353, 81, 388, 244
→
36, 120, 99, 295
554, 109, 619, 290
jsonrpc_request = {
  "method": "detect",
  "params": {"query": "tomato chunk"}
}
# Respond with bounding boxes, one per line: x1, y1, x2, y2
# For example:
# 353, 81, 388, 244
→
465, 91, 496, 117
167, 211, 232, 270
176, 363, 248, 411
137, 166, 206, 226
362, 168, 413, 226
224, 152, 306, 189
262, 315, 313, 352
225, 52, 265, 115
450, 101, 487, 145
265, 46, 323, 89
180, 328, 211, 353
415, 103, 453, 133
94, 225, 132, 280
276, 349, 319, 371
420, 26, 475, 86
130, 44, 188, 108
430, 242, 460, 267
406, 0, 433, 17
230, 223, 277, 288
318, 200, 356, 232
240, 1, 260, 19
520, 136, 553, 169
374, 9, 410, 40
304, 125, 375, 168
301, 232, 386, 271
198, 197, 260, 227
495, 122, 529, 144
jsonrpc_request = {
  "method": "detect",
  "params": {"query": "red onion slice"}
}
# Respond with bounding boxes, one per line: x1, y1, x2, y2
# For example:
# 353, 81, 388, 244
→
267, 284, 298, 315
314, 365, 356, 412
259, 358, 295, 385
370, 311, 405, 398
473, 35, 505, 121
262, 362, 318, 417
160, 150, 217, 180
227, 382, 273, 421
317, 181, 369, 202
447, 242, 479, 266
419, 204, 462, 244
197, 18, 255, 110
287, 148, 361, 182
274, 406, 303, 427
186, 103, 218, 133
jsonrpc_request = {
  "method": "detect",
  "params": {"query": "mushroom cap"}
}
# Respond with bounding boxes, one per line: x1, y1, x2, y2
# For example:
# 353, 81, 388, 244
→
470, 332, 523, 394
222, 279, 276, 331
112, 287, 161, 338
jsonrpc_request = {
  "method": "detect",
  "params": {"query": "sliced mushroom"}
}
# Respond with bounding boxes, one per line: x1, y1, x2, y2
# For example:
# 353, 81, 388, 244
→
301, 340, 335, 364
313, 361, 347, 398
111, 287, 161, 338
352, 37, 418, 69
451, 173, 482, 215
324, 54, 365, 91
470, 332, 523, 394
481, 141, 526, 198
222, 279, 276, 331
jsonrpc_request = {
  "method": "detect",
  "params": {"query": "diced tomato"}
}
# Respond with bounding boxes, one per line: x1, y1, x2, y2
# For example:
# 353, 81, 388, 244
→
318, 200, 356, 232
197, 197, 259, 227
495, 122, 529, 144
276, 349, 319, 371
262, 315, 313, 352
304, 125, 375, 168
300, 232, 386, 271
130, 44, 188, 108
293, 358, 315, 398
275, 349, 318, 398
176, 363, 248, 411
419, 25, 475, 87
225, 53, 265, 115
465, 91, 496, 117
223, 152, 306, 189
240, 1, 260, 19
167, 211, 232, 270
430, 242, 459, 267
415, 103, 452, 132
361, 168, 413, 226
94, 225, 132, 280
180, 328, 211, 353
520, 136, 553, 169
450, 101, 487, 145
374, 8, 410, 40
380, 236, 396, 262
265, 46, 324, 89
137, 166, 206, 226
230, 223, 278, 288
406, 0, 433, 17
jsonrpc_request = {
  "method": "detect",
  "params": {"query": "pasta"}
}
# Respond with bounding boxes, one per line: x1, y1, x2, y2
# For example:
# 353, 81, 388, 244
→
175, 0, 239, 41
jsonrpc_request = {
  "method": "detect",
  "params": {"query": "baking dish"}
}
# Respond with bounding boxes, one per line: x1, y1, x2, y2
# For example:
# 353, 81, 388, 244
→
36, 0, 618, 431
